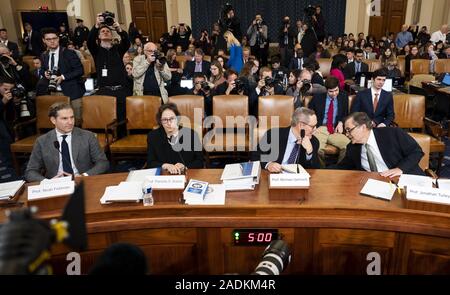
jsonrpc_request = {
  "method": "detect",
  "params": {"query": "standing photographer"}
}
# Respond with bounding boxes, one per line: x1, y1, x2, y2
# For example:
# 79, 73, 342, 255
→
312, 5, 326, 42
175, 23, 192, 51
247, 14, 268, 66
0, 77, 17, 182
88, 12, 131, 135
278, 16, 296, 67
132, 42, 171, 103
219, 4, 242, 42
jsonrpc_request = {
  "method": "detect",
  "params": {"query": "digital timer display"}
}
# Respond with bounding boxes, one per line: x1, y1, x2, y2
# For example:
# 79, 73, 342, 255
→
233, 229, 279, 245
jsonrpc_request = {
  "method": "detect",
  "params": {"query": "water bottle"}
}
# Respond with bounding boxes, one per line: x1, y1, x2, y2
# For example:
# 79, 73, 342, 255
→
143, 183, 154, 206
360, 74, 366, 88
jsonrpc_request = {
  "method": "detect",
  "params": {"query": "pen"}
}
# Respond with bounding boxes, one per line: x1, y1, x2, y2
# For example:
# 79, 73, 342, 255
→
389, 180, 401, 194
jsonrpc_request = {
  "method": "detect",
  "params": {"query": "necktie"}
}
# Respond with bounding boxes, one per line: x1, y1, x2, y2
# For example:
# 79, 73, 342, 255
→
326, 98, 335, 134
50, 53, 55, 71
287, 141, 300, 164
355, 62, 360, 73
365, 144, 378, 172
373, 93, 379, 113
61, 135, 74, 174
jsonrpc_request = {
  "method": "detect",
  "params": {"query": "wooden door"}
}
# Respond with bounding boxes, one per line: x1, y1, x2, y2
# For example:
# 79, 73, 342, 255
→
130, 0, 167, 42
369, 0, 408, 40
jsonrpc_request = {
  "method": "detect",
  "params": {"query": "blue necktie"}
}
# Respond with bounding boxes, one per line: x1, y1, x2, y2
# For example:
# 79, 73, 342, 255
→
61, 135, 74, 174
287, 142, 300, 164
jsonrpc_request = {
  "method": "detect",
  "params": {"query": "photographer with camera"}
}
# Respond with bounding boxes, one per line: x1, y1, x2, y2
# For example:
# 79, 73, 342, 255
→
215, 68, 247, 96
175, 23, 192, 52
290, 68, 326, 109
88, 12, 131, 135
219, 3, 242, 42
311, 5, 326, 42
278, 16, 297, 67
133, 42, 171, 103
197, 29, 212, 55
190, 73, 213, 116
38, 28, 85, 120
247, 14, 268, 66
0, 28, 19, 60
0, 44, 31, 91
248, 66, 285, 116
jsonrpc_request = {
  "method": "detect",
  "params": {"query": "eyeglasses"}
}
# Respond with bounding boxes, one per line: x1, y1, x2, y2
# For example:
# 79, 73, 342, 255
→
161, 117, 176, 124
299, 121, 317, 129
44, 37, 58, 41
344, 125, 359, 135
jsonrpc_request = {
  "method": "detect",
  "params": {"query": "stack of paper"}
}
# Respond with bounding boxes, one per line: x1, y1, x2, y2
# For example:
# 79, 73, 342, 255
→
398, 174, 433, 189
437, 179, 450, 190
183, 179, 208, 204
281, 164, 310, 176
360, 178, 396, 201
100, 181, 143, 204
220, 161, 261, 191
0, 180, 25, 200
126, 168, 161, 184
185, 184, 226, 205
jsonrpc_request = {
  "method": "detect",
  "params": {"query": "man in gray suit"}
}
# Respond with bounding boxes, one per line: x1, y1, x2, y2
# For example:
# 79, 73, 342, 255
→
25, 102, 109, 182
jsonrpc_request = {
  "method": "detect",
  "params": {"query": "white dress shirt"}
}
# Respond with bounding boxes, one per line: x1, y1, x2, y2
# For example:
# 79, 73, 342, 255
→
48, 47, 60, 71
430, 30, 446, 44
55, 129, 79, 175
361, 130, 389, 172
371, 87, 381, 105
281, 128, 312, 164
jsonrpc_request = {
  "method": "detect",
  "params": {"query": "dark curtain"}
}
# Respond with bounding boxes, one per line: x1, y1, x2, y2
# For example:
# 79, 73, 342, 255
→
190, 0, 347, 42
21, 12, 69, 33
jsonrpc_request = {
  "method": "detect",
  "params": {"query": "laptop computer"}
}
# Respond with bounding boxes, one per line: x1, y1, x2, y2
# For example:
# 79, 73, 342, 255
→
442, 73, 450, 86
84, 78, 96, 95
354, 72, 373, 86
180, 79, 193, 89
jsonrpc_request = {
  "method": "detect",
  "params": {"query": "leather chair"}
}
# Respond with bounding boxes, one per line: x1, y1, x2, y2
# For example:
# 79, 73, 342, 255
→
82, 95, 117, 152
365, 59, 382, 72
22, 55, 36, 72
168, 95, 204, 139
81, 59, 91, 78
410, 59, 430, 76
10, 95, 70, 174
408, 132, 434, 176
317, 58, 332, 78
434, 59, 450, 74
204, 95, 250, 165
176, 55, 188, 70
109, 96, 161, 162
397, 55, 406, 77
203, 55, 212, 62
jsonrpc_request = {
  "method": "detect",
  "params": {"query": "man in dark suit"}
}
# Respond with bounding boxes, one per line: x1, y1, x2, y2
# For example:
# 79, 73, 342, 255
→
0, 44, 31, 91
73, 19, 90, 48
39, 28, 85, 120
288, 45, 309, 70
25, 102, 109, 182
344, 49, 369, 80
350, 69, 394, 127
254, 107, 320, 172
183, 48, 211, 79
336, 112, 424, 177
23, 23, 43, 57
0, 77, 17, 182
0, 29, 19, 60
308, 76, 350, 165
278, 16, 297, 67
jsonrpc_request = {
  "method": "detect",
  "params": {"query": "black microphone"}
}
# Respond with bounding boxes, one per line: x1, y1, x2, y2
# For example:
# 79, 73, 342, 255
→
295, 129, 306, 173
167, 135, 188, 175
53, 140, 74, 177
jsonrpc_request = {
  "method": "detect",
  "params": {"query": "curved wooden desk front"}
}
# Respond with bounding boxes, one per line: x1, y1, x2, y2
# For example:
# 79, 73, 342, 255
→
7, 169, 450, 274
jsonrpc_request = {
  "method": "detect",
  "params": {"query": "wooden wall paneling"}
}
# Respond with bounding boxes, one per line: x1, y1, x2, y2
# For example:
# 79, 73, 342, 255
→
197, 228, 224, 274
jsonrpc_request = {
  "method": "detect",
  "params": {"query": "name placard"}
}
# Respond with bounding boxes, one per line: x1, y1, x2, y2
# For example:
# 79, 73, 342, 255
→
406, 185, 450, 206
145, 175, 186, 189
269, 174, 310, 188
28, 181, 75, 200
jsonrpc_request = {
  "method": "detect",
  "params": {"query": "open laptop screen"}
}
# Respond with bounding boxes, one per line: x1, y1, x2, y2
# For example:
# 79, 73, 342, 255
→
443, 73, 450, 86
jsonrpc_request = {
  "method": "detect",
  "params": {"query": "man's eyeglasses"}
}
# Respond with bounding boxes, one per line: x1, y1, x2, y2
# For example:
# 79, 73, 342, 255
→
299, 121, 317, 129
44, 37, 58, 41
161, 117, 177, 124
344, 125, 358, 135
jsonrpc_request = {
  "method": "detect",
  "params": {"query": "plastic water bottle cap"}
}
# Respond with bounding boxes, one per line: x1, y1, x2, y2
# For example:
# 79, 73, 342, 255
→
144, 187, 152, 194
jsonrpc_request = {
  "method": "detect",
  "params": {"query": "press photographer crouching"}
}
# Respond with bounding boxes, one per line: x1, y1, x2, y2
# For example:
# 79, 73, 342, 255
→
36, 28, 85, 123
190, 73, 213, 116
0, 44, 31, 91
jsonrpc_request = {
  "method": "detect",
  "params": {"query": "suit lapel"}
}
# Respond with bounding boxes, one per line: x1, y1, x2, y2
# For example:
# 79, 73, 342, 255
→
373, 128, 391, 167
49, 130, 59, 173
278, 127, 290, 163
366, 90, 375, 117
353, 144, 363, 170
71, 128, 80, 164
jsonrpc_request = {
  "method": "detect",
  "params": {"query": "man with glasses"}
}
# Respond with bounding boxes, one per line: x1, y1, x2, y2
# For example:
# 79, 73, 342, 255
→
344, 49, 369, 80
336, 112, 424, 177
254, 107, 320, 172
308, 76, 350, 166
190, 73, 212, 116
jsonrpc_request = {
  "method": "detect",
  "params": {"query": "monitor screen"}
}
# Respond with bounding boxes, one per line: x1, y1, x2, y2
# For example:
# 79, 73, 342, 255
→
443, 73, 450, 86
180, 79, 193, 89
382, 79, 393, 92
85, 78, 94, 91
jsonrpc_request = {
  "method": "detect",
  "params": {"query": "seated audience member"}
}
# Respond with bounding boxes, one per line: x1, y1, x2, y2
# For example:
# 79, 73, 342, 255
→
308, 77, 350, 164
330, 54, 347, 90
285, 69, 301, 97
25, 102, 109, 182
438, 45, 450, 59
165, 72, 189, 97
31, 56, 44, 88
303, 60, 324, 86
209, 60, 226, 91
336, 112, 425, 177
380, 48, 395, 65
166, 48, 183, 77
271, 56, 288, 81
384, 58, 402, 78
147, 103, 204, 174
125, 62, 134, 91
405, 45, 421, 78
345, 47, 355, 64
363, 44, 377, 59
254, 107, 320, 172
239, 60, 258, 88
183, 48, 211, 79
190, 73, 212, 116
288, 45, 309, 70
344, 49, 369, 80
350, 69, 394, 127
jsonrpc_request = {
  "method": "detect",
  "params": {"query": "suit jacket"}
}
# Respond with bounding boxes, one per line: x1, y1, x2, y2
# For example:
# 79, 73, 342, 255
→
336, 127, 425, 175
41, 47, 86, 100
23, 30, 43, 57
3, 41, 19, 60
350, 88, 395, 126
288, 57, 309, 70
183, 60, 211, 79
147, 126, 204, 168
343, 61, 369, 80
308, 92, 349, 128
25, 127, 109, 182
253, 127, 320, 169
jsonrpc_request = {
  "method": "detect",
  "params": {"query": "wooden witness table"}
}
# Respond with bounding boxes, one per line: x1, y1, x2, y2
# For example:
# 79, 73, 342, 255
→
3, 169, 450, 274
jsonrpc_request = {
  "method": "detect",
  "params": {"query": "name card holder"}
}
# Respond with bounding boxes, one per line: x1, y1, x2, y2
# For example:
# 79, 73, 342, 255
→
268, 174, 309, 202
146, 175, 186, 204
405, 186, 450, 214
27, 181, 75, 212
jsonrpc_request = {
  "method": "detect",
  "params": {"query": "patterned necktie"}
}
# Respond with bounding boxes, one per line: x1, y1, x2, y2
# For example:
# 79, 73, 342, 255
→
50, 53, 55, 71
287, 141, 300, 164
373, 93, 379, 113
61, 135, 74, 174
365, 144, 378, 172
326, 98, 335, 134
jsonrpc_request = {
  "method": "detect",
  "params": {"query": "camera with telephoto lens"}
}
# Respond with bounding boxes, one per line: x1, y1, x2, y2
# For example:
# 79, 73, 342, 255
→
200, 81, 211, 92
11, 84, 31, 119
152, 50, 166, 65
304, 5, 316, 17
264, 76, 281, 89
251, 240, 291, 275
300, 79, 312, 95
234, 78, 245, 92
101, 11, 115, 27
0, 55, 11, 66
47, 67, 59, 92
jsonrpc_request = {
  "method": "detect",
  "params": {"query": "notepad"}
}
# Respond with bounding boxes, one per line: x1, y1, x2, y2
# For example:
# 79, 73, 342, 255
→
398, 174, 433, 189
360, 179, 396, 201
0, 180, 25, 200
100, 182, 143, 204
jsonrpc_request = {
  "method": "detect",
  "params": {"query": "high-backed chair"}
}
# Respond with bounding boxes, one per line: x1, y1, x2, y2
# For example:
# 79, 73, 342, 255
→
397, 55, 406, 77
81, 59, 91, 78
204, 95, 250, 165
434, 59, 450, 74
410, 59, 430, 76
82, 95, 117, 152
317, 58, 332, 78
365, 59, 382, 72
109, 96, 161, 163
203, 55, 212, 62
10, 95, 70, 174
408, 132, 434, 176
168, 95, 204, 139
176, 55, 188, 70
22, 56, 36, 72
